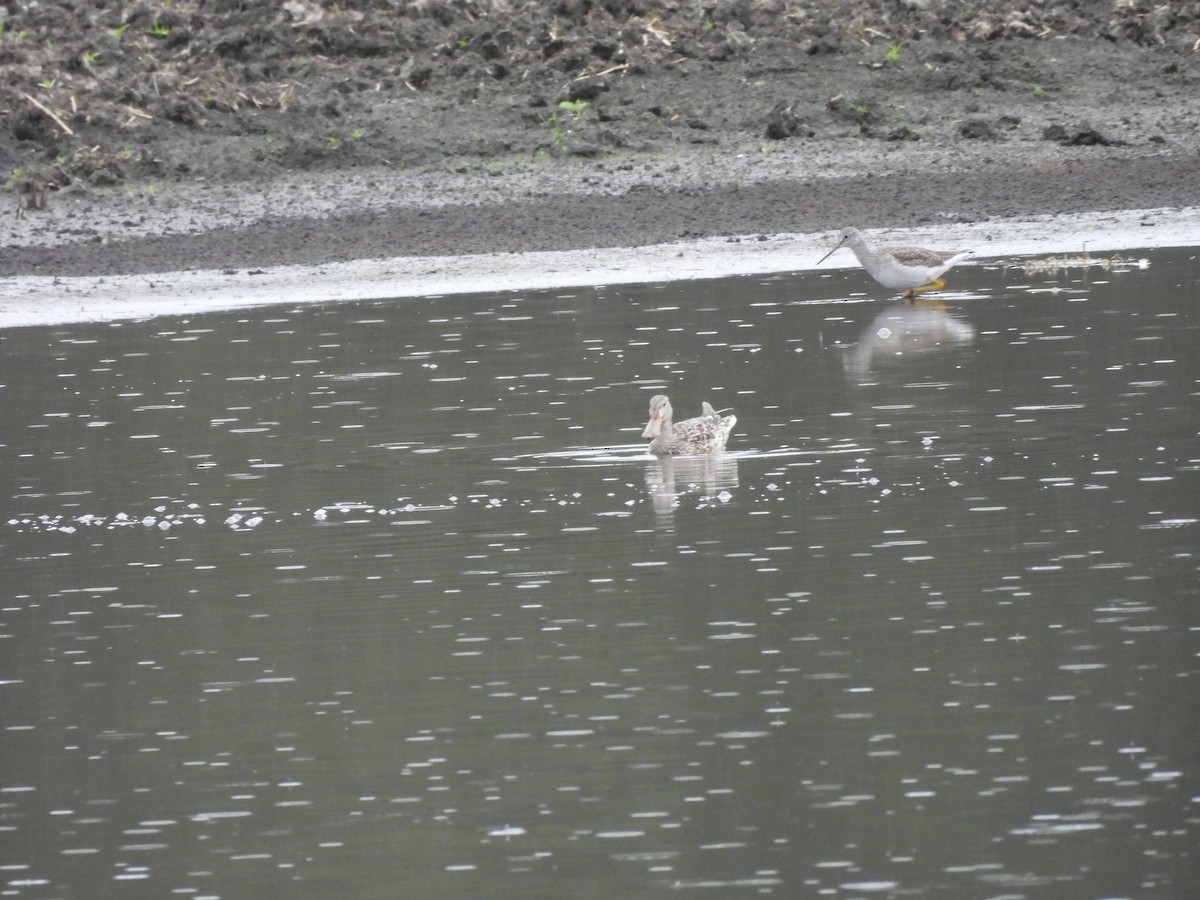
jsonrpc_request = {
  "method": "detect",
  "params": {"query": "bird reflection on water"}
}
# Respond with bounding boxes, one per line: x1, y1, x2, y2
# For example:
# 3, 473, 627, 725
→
644, 454, 740, 520
844, 301, 976, 377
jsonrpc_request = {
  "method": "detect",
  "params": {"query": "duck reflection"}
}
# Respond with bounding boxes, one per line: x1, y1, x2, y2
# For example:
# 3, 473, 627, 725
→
845, 301, 975, 377
644, 453, 740, 517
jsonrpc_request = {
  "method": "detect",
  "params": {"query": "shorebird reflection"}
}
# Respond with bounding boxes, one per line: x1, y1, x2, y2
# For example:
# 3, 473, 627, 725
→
845, 301, 975, 377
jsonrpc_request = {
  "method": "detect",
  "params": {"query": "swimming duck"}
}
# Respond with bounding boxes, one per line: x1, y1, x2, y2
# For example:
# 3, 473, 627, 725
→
818, 227, 972, 300
641, 394, 736, 455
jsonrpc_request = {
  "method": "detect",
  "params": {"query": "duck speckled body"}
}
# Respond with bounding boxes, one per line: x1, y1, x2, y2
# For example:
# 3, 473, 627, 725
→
641, 394, 736, 455
819, 227, 972, 299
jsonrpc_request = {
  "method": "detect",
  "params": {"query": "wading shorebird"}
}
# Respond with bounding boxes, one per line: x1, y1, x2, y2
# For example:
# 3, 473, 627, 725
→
641, 395, 736, 455
818, 227, 972, 300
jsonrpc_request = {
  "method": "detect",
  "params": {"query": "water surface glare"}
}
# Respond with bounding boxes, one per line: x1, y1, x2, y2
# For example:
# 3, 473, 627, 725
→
2, 248, 1198, 898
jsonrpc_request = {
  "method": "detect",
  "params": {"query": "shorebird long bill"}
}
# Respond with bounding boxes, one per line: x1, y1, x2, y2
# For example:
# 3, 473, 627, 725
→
817, 235, 847, 266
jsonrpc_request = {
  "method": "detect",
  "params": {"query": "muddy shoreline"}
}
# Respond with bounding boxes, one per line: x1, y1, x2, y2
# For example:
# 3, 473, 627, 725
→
2, 3, 1198, 285
3, 147, 1197, 280
4, 206, 1196, 329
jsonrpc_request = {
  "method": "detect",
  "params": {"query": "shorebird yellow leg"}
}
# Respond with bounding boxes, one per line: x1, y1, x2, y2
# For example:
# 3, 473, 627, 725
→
903, 277, 946, 301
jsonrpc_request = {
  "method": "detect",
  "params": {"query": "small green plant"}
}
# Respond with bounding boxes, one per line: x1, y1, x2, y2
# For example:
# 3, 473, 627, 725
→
148, 23, 170, 37
349, 128, 364, 141
53, 152, 66, 164
456, 35, 469, 48
38, 78, 56, 89
83, 50, 98, 64
109, 23, 131, 38
1032, 84, 1045, 96
884, 42, 904, 64
557, 99, 589, 118
543, 99, 591, 147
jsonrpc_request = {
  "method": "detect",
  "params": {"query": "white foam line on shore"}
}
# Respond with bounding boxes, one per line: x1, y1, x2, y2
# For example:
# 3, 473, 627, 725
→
1, 207, 1195, 329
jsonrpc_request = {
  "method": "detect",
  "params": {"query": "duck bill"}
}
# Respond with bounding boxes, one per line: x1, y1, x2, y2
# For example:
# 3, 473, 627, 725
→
642, 415, 663, 439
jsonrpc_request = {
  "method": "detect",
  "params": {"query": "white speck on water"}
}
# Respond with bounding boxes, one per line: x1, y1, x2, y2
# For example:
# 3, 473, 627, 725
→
841, 882, 899, 893
488, 825, 526, 837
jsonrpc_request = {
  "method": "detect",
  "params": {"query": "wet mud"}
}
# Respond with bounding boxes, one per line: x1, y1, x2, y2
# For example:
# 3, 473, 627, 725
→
1, 1, 1198, 278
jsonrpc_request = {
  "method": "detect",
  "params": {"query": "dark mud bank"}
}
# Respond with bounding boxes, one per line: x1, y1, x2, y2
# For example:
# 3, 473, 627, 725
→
1, 1, 1198, 279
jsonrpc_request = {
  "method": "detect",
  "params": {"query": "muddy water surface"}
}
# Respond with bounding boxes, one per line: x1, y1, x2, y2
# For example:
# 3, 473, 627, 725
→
2, 248, 1198, 898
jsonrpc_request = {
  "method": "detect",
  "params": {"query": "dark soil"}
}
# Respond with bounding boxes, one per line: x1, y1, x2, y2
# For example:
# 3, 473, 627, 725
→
2, 0, 1199, 278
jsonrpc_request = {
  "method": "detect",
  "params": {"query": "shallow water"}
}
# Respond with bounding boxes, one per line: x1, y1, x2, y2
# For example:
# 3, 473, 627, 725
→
2, 247, 1198, 898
